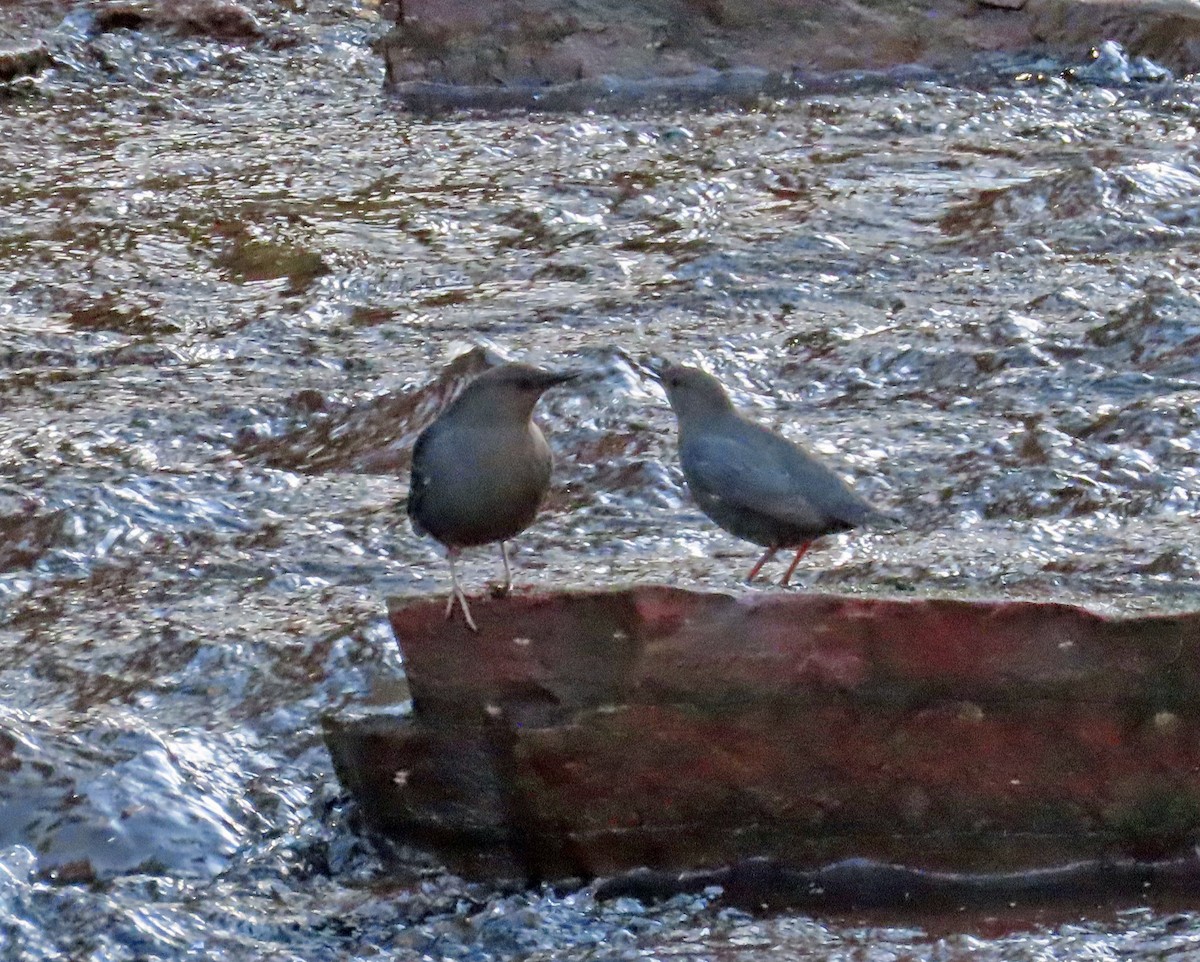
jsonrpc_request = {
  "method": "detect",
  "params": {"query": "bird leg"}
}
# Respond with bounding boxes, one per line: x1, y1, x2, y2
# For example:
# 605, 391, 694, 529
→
444, 549, 478, 632
487, 542, 514, 599
498, 541, 513, 596
780, 542, 812, 587
746, 546, 779, 582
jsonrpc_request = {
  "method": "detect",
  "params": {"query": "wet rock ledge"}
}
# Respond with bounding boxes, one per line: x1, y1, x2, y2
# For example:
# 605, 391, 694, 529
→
382, 0, 1200, 109
325, 588, 1200, 905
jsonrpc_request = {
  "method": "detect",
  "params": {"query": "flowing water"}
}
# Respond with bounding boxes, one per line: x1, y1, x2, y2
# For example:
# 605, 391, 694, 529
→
2, 1, 1200, 957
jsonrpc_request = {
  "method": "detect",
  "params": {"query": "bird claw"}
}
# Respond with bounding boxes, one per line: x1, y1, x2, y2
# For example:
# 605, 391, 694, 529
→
444, 588, 478, 632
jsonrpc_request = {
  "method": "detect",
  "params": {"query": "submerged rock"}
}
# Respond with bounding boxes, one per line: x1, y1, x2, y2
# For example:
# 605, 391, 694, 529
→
389, 68, 797, 113
1088, 274, 1200, 376
234, 346, 499, 474
0, 43, 52, 83
596, 852, 1200, 910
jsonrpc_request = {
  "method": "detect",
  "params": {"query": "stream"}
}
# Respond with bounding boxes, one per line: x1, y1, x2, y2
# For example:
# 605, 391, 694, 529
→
1, 1, 1200, 957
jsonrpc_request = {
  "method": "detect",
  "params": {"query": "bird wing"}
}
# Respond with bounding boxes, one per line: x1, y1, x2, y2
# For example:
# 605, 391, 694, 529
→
681, 424, 872, 530
406, 425, 437, 533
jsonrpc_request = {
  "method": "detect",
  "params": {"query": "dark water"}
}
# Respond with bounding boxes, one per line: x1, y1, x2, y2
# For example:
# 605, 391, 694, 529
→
1, 1, 1200, 957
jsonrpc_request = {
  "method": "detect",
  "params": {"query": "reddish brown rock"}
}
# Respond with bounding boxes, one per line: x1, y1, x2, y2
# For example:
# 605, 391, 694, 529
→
381, 0, 1200, 90
324, 588, 1200, 887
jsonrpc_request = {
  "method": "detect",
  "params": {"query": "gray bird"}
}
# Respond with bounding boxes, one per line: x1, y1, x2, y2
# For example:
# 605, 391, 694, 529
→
408, 362, 576, 630
653, 363, 884, 586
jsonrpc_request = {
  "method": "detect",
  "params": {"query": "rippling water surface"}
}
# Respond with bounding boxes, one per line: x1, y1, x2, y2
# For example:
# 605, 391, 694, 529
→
2, 2, 1200, 957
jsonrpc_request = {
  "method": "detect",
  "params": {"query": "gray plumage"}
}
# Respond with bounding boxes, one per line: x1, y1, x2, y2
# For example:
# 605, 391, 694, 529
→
655, 363, 882, 585
408, 362, 575, 629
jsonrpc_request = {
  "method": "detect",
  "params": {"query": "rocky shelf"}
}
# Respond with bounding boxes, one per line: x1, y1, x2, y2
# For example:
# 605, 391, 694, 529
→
325, 587, 1200, 907
381, 0, 1200, 97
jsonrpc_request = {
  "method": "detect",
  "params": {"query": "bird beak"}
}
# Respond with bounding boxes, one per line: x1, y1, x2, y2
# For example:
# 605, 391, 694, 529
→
639, 361, 665, 384
539, 369, 581, 389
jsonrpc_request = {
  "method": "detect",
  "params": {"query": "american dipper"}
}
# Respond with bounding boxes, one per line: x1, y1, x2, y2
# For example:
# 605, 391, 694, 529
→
654, 363, 883, 586
408, 362, 576, 631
